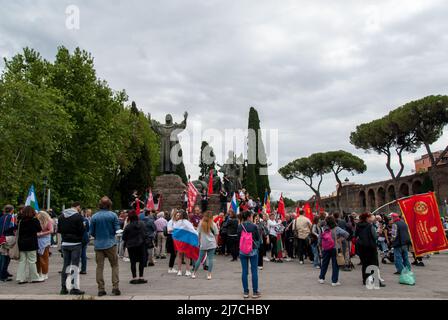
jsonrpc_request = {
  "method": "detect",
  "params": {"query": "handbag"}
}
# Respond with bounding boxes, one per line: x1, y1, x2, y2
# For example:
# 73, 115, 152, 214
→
9, 221, 20, 260
335, 232, 345, 266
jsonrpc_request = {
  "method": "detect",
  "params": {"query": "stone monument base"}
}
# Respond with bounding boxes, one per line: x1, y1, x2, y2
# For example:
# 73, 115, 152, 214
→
154, 174, 186, 213
154, 174, 225, 214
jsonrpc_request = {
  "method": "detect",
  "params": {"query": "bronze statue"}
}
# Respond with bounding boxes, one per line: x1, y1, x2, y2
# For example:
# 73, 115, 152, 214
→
149, 109, 188, 174
218, 151, 243, 193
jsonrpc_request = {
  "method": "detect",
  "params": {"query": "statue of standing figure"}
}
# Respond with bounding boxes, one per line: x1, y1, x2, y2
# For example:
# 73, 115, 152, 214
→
149, 108, 188, 174
218, 151, 244, 194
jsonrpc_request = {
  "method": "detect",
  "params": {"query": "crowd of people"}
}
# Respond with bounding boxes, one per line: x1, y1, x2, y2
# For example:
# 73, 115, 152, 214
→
1, 189, 447, 299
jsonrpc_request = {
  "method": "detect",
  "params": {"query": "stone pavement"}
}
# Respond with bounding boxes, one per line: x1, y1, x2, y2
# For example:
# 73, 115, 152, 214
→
1, 246, 448, 300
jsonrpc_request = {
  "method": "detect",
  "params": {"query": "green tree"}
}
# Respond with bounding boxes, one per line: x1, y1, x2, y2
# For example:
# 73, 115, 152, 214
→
323, 150, 366, 211
48, 46, 137, 207
0, 48, 72, 207
278, 153, 330, 204
117, 102, 160, 208
398, 95, 448, 166
247, 107, 270, 201
0, 46, 162, 209
350, 115, 417, 181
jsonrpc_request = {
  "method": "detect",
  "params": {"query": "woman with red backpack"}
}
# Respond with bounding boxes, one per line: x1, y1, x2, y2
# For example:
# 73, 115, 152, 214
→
237, 211, 261, 299
318, 216, 349, 287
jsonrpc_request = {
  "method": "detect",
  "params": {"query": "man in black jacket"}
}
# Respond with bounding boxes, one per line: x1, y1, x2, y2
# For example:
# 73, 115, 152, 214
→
58, 201, 85, 295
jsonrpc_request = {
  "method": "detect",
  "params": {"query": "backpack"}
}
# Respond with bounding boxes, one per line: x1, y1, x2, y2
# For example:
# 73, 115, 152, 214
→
321, 228, 335, 251
239, 223, 253, 255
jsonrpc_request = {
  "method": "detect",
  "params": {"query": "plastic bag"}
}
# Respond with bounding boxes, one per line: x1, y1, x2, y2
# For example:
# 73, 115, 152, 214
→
399, 267, 416, 286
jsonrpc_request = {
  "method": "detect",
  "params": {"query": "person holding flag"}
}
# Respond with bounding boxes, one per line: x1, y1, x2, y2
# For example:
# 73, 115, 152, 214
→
25, 185, 40, 211
390, 213, 412, 275
263, 190, 271, 214
173, 210, 199, 277
191, 211, 218, 280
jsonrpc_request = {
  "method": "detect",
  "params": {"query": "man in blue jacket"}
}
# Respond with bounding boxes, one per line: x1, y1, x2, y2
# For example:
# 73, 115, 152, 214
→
90, 196, 121, 296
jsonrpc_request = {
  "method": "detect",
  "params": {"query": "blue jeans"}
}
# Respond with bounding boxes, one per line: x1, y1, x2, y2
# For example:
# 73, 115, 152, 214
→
311, 243, 320, 267
394, 245, 411, 273
0, 254, 11, 280
81, 244, 87, 273
319, 249, 339, 283
378, 240, 388, 253
194, 248, 216, 272
240, 253, 258, 294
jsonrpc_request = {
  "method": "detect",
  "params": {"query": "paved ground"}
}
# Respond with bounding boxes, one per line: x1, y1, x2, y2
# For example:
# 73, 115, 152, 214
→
1, 246, 448, 300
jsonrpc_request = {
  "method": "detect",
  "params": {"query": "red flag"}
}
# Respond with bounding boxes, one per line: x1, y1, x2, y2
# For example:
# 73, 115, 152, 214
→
187, 182, 199, 213
208, 169, 214, 194
146, 190, 155, 211
304, 202, 314, 222
397, 192, 448, 256
277, 194, 286, 221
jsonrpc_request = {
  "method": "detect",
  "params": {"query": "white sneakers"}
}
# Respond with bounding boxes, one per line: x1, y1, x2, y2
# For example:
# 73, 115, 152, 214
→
258, 266, 263, 270
168, 268, 178, 274
285, 258, 292, 262
299, 261, 304, 265
176, 270, 192, 277
331, 282, 341, 287
207, 274, 212, 280
263, 257, 270, 262
191, 273, 197, 279
123, 258, 130, 262
319, 279, 341, 286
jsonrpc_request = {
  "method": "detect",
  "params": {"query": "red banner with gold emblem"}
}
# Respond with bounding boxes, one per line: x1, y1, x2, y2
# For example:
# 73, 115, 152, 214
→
397, 192, 448, 256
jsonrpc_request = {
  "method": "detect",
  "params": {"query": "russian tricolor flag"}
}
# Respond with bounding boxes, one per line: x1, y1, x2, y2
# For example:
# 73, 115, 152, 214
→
172, 219, 199, 261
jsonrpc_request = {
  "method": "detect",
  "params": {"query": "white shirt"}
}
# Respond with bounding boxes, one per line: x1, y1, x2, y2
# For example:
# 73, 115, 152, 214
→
267, 219, 279, 236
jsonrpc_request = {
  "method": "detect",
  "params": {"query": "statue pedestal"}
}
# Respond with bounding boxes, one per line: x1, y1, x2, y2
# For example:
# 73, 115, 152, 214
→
154, 174, 187, 213
154, 174, 224, 214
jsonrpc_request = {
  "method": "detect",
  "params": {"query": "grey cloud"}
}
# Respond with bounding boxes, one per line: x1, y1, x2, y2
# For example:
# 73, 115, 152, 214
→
1, 0, 447, 201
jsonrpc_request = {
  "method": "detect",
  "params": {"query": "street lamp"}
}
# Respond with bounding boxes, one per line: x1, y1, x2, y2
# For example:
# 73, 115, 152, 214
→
344, 177, 349, 213
42, 176, 48, 210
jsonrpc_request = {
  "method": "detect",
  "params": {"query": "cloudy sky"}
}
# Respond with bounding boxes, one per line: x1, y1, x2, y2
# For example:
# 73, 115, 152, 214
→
1, 0, 447, 201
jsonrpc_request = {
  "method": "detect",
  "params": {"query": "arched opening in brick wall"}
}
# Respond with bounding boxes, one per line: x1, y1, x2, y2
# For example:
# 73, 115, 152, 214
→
367, 189, 376, 211
412, 180, 423, 195
377, 187, 386, 207
359, 191, 366, 211
399, 183, 410, 197
387, 185, 396, 202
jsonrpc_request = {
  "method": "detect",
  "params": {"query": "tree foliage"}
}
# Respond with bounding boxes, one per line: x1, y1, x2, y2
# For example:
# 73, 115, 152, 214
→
0, 47, 160, 209
278, 153, 330, 204
324, 150, 366, 210
247, 107, 270, 200
350, 95, 448, 181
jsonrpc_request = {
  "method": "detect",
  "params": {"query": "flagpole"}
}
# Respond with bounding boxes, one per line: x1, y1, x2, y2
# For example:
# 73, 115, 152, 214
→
371, 194, 419, 215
